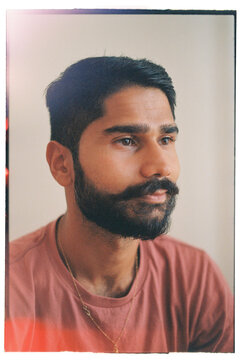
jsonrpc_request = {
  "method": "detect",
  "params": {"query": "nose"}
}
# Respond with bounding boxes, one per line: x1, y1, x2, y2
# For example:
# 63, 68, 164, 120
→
139, 143, 172, 179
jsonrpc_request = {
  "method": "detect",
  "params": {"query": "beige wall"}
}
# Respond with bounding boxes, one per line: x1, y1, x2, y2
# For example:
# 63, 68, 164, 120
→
8, 12, 234, 289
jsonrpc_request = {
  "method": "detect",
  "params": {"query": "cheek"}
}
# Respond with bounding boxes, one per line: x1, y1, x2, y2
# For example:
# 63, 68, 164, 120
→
171, 152, 180, 182
79, 149, 137, 193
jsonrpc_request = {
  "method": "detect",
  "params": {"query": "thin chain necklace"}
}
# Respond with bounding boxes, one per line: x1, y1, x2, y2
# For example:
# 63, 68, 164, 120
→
58, 235, 139, 353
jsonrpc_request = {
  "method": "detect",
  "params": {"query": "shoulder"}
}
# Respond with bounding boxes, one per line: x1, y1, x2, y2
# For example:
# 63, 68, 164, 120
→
146, 234, 207, 265
9, 225, 47, 264
143, 234, 229, 291
6, 220, 58, 317
8, 219, 57, 274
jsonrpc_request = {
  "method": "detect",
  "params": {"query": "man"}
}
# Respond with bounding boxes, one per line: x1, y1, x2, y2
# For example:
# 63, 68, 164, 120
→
5, 56, 233, 352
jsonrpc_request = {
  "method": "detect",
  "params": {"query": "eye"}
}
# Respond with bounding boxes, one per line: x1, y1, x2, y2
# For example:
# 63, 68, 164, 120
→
159, 136, 175, 145
116, 137, 137, 147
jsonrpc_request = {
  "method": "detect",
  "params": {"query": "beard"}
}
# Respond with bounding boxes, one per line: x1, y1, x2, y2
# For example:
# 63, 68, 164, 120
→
73, 160, 179, 240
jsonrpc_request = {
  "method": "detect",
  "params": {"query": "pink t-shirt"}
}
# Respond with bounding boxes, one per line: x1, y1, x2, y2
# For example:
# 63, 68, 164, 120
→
5, 219, 234, 352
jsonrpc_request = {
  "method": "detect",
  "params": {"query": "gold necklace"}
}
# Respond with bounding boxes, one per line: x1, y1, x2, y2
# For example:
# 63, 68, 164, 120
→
58, 237, 139, 353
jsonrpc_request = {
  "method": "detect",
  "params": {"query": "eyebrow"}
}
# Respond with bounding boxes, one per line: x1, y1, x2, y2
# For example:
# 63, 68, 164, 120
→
103, 123, 179, 135
162, 125, 179, 134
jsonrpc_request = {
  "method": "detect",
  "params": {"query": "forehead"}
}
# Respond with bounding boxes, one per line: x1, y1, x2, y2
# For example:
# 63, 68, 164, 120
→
102, 86, 173, 124
84, 85, 175, 136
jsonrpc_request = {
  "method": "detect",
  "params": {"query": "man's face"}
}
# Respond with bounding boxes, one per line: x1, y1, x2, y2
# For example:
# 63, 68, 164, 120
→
74, 86, 180, 240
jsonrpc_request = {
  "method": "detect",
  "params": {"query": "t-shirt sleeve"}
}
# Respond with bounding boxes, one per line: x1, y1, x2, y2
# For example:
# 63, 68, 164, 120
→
188, 252, 234, 352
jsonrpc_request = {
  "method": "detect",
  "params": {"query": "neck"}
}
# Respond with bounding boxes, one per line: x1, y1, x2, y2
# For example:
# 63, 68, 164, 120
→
57, 212, 140, 298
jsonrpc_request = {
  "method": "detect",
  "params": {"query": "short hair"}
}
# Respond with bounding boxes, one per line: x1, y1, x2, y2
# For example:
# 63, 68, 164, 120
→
45, 56, 176, 157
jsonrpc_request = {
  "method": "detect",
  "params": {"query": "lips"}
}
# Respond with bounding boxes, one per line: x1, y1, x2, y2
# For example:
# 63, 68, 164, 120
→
140, 189, 167, 204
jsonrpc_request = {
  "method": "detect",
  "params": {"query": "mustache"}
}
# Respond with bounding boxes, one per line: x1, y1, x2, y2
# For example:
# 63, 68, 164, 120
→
109, 178, 179, 201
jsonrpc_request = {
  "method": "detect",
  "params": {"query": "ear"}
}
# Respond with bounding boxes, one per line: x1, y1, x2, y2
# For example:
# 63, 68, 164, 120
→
46, 141, 74, 187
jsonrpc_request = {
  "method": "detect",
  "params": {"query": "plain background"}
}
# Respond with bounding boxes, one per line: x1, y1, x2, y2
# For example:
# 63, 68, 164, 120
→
7, 11, 235, 290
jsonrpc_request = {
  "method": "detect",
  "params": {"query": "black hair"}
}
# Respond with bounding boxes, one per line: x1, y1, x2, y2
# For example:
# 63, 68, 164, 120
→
45, 56, 176, 158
